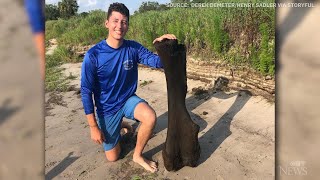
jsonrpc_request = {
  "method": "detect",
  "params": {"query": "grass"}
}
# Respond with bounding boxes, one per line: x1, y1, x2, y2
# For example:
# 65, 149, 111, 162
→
45, 45, 80, 92
131, 176, 141, 180
45, 54, 67, 92
131, 173, 158, 180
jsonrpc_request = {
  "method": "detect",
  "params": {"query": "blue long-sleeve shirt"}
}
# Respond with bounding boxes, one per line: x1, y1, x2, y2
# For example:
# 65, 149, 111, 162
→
24, 0, 45, 33
81, 39, 163, 117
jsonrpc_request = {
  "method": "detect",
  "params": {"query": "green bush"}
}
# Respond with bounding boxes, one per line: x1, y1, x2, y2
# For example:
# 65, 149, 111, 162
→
209, 17, 230, 54
258, 23, 275, 75
46, 19, 70, 41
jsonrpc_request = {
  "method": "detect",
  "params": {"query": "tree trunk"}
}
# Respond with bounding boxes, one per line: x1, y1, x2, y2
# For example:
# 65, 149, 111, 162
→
154, 39, 201, 171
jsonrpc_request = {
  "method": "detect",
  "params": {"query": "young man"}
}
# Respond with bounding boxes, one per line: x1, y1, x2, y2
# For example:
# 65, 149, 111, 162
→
81, 3, 176, 173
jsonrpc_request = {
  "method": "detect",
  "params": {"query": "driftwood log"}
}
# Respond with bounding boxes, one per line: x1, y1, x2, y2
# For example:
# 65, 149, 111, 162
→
154, 39, 201, 171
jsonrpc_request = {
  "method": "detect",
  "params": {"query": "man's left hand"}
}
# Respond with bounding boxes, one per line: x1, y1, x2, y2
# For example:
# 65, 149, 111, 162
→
153, 34, 176, 44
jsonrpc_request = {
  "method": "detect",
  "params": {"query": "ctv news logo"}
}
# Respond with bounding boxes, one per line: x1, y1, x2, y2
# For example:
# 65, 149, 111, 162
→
279, 161, 307, 176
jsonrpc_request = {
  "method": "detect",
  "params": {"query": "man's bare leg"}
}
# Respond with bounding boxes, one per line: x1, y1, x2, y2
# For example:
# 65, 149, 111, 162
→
105, 143, 121, 162
105, 122, 132, 161
132, 102, 158, 173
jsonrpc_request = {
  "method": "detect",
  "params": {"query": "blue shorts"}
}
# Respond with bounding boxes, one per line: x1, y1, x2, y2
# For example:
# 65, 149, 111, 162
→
97, 95, 146, 151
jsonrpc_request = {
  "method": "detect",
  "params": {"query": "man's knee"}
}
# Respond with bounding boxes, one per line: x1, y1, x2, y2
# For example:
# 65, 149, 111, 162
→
105, 144, 121, 162
106, 154, 119, 162
143, 109, 157, 127
135, 102, 157, 127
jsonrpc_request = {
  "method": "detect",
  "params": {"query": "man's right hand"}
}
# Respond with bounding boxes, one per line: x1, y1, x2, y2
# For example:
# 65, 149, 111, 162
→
90, 126, 106, 144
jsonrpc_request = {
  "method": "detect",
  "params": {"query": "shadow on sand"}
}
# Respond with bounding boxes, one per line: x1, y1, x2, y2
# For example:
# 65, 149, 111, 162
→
45, 152, 79, 180
120, 89, 252, 167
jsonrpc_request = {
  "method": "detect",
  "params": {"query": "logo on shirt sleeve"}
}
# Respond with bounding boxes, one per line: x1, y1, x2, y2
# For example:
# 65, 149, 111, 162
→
123, 60, 133, 70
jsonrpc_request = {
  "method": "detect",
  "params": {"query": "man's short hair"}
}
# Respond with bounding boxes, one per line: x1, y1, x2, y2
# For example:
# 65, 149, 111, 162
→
107, 3, 130, 22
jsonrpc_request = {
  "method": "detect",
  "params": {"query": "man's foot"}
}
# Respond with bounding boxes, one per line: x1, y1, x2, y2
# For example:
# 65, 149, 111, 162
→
133, 155, 158, 173
121, 121, 133, 134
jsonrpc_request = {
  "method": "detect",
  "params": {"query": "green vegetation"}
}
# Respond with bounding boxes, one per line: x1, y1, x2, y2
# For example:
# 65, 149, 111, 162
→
45, 0, 275, 91
46, 10, 106, 46
58, 0, 79, 19
45, 45, 81, 92
45, 0, 79, 20
135, 1, 169, 14
131, 173, 158, 180
131, 175, 141, 180
127, 5, 275, 75
46, 54, 67, 92
210, 16, 230, 54
258, 23, 275, 75
45, 4, 60, 21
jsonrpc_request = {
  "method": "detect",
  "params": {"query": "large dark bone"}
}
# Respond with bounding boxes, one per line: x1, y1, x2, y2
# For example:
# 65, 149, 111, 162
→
154, 39, 200, 171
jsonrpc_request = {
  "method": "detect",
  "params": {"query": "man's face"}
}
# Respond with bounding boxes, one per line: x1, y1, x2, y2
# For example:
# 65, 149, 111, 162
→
105, 11, 129, 40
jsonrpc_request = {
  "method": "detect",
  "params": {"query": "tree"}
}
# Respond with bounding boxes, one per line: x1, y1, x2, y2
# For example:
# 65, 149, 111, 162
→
58, 0, 79, 19
136, 1, 169, 14
45, 4, 60, 21
78, 12, 89, 18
